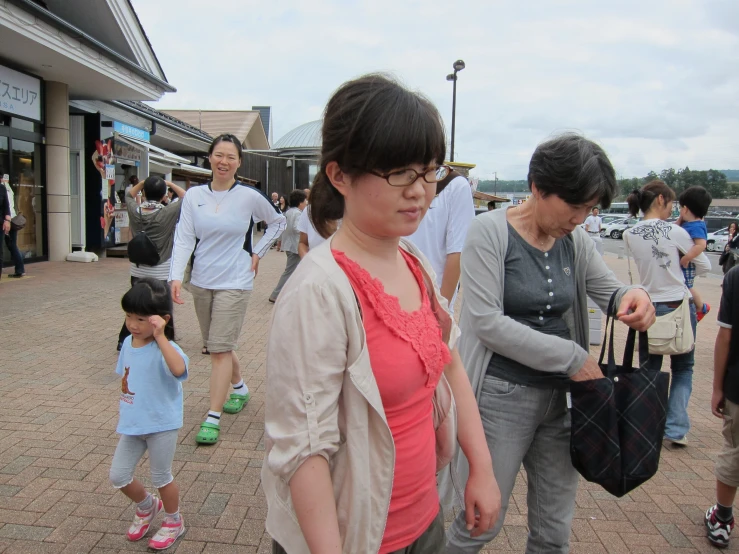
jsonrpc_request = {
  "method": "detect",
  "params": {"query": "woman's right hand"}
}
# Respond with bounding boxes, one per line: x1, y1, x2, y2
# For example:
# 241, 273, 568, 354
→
570, 356, 604, 382
171, 280, 184, 305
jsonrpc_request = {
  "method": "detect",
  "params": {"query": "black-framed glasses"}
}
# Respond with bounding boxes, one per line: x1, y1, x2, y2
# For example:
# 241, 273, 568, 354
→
368, 165, 451, 187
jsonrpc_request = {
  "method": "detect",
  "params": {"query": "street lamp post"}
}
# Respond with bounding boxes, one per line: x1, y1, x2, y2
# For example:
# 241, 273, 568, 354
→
446, 59, 465, 163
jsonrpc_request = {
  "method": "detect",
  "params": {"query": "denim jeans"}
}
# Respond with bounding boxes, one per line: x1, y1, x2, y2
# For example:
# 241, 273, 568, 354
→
445, 376, 579, 554
638, 301, 697, 441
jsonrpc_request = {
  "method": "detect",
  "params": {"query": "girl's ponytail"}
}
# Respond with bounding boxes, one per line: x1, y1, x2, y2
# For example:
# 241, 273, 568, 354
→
627, 180, 675, 217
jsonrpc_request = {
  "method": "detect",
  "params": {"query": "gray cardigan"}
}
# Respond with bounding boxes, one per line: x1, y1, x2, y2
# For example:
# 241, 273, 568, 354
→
438, 207, 643, 508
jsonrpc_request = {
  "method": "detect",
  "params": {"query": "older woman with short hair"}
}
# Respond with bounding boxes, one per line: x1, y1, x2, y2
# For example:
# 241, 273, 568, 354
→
445, 133, 656, 553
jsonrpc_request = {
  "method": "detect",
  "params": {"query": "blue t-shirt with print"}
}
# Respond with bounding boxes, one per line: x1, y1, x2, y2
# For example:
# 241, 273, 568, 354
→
115, 336, 189, 435
681, 220, 708, 241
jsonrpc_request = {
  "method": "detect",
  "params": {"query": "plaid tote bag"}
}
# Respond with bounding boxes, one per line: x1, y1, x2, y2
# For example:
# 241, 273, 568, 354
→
569, 292, 669, 497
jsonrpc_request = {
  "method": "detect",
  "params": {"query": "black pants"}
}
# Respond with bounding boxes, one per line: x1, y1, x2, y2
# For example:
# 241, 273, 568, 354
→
118, 276, 175, 345
271, 506, 444, 554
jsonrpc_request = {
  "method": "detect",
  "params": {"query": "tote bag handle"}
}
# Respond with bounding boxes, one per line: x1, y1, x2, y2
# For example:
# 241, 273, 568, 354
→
598, 291, 647, 377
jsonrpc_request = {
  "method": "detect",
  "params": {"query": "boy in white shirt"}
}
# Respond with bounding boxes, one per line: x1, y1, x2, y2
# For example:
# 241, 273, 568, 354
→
407, 170, 475, 309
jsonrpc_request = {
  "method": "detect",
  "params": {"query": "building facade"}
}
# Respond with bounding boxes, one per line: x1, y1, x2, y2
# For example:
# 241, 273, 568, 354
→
0, 0, 210, 263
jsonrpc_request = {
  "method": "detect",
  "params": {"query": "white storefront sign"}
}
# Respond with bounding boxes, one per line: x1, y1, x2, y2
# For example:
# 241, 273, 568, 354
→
0, 65, 41, 122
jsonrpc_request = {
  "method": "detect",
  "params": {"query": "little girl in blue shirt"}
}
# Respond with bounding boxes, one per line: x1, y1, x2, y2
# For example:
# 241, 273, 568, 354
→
109, 278, 189, 550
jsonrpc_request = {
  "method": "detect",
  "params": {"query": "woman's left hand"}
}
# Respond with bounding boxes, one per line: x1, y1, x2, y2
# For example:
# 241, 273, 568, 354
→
251, 254, 260, 277
464, 465, 501, 537
615, 288, 655, 331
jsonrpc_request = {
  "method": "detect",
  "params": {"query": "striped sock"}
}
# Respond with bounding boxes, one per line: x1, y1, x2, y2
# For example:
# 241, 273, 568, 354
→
205, 411, 221, 426
232, 380, 248, 397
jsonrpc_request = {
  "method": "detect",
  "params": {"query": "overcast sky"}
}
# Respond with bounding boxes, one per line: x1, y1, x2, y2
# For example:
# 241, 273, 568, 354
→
133, 0, 738, 180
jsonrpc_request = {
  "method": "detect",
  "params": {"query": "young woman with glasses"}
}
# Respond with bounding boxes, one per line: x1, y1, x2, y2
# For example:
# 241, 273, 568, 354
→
262, 74, 500, 554
169, 134, 286, 445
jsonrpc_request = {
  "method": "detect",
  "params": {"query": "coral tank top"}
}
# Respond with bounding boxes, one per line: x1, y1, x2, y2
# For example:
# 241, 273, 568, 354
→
333, 248, 451, 553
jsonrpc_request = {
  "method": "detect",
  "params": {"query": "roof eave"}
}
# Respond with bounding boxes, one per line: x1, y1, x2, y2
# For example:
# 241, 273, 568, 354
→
124, 0, 168, 82
5, 0, 176, 93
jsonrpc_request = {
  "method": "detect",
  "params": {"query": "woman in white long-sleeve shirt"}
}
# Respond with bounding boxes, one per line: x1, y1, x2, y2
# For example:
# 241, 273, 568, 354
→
624, 179, 710, 446
169, 134, 286, 445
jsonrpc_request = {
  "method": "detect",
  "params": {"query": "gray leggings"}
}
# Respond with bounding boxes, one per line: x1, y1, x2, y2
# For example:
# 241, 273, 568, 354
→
109, 429, 179, 489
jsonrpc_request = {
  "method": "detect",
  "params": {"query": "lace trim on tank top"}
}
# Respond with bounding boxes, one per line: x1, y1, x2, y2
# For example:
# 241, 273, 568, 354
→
333, 249, 451, 387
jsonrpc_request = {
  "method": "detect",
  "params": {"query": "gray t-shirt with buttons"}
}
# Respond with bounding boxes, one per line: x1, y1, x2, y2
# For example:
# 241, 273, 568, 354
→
486, 223, 576, 388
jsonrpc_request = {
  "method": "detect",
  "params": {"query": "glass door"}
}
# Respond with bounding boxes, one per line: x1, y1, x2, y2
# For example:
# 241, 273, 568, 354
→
10, 139, 43, 259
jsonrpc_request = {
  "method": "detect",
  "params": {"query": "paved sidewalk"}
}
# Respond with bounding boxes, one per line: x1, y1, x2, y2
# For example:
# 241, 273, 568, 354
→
0, 250, 733, 553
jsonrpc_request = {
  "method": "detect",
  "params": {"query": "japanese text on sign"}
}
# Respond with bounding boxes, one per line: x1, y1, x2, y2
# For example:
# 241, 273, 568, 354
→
0, 65, 41, 122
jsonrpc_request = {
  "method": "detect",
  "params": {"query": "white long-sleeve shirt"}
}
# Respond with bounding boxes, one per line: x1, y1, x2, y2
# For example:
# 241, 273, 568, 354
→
624, 219, 711, 302
169, 182, 286, 291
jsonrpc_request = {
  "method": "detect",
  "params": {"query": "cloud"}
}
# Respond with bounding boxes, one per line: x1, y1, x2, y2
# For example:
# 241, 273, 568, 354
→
132, 0, 739, 179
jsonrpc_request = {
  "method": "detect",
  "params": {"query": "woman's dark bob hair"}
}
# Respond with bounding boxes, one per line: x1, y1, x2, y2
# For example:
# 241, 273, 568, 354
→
121, 278, 175, 341
310, 73, 446, 238
528, 133, 617, 209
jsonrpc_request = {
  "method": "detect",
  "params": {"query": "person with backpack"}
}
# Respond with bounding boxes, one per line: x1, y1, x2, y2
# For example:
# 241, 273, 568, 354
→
117, 176, 186, 351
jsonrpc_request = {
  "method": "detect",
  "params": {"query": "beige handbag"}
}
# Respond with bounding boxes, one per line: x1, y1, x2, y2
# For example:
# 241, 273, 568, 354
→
646, 294, 694, 355
625, 249, 694, 356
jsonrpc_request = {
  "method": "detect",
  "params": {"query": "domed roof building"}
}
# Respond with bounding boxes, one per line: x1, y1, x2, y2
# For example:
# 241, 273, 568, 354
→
238, 120, 322, 194
273, 120, 321, 158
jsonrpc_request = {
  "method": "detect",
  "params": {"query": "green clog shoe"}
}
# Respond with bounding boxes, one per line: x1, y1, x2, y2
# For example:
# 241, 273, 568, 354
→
195, 422, 220, 445
223, 392, 250, 414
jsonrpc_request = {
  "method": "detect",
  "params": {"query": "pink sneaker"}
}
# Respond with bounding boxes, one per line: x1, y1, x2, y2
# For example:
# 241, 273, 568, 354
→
148, 516, 185, 550
126, 496, 162, 541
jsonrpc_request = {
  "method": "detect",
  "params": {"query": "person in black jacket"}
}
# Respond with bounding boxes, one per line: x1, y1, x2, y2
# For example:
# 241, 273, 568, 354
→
1, 184, 10, 278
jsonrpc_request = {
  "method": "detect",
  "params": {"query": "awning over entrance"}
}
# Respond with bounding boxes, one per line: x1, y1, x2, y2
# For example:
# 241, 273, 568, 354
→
116, 134, 191, 165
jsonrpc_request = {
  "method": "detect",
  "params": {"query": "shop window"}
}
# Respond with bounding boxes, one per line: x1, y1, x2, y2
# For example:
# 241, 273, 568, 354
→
9, 139, 43, 260
10, 118, 41, 133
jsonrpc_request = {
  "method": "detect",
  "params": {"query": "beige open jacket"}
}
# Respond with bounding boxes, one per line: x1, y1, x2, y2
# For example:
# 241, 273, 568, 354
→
261, 237, 460, 554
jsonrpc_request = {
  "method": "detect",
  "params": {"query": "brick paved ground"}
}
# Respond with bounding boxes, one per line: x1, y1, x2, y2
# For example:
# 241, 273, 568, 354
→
0, 248, 734, 553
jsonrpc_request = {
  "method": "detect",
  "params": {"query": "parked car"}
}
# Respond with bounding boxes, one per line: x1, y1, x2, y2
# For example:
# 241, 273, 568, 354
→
601, 217, 639, 239
707, 227, 730, 252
